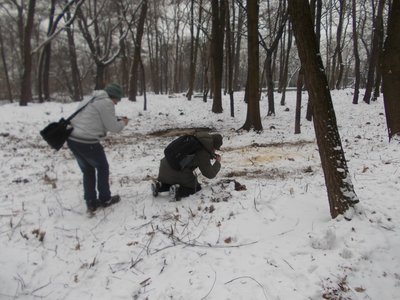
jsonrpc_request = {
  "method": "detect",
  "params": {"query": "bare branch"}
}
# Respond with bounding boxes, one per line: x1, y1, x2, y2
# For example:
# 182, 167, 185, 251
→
31, 0, 86, 54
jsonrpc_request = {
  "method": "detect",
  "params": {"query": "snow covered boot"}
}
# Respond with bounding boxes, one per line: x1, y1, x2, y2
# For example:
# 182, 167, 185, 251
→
151, 180, 162, 197
169, 184, 181, 201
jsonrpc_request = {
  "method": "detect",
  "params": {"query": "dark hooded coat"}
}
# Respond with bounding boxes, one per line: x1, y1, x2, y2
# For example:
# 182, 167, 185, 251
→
157, 132, 221, 188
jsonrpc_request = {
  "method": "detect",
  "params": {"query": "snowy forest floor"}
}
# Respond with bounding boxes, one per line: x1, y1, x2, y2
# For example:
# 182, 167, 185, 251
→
0, 89, 399, 300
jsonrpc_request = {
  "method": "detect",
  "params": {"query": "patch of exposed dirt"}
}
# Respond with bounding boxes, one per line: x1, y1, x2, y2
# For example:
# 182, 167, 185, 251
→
223, 165, 316, 180
222, 140, 315, 152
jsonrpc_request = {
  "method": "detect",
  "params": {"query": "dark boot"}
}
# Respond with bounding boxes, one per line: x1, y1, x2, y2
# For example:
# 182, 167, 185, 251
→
86, 199, 99, 213
174, 184, 201, 200
99, 195, 120, 208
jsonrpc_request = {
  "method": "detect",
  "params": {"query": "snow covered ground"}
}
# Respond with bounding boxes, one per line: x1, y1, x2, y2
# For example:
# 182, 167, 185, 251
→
0, 89, 399, 300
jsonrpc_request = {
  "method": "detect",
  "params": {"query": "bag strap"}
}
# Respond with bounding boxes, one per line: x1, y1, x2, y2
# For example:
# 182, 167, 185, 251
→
66, 96, 95, 122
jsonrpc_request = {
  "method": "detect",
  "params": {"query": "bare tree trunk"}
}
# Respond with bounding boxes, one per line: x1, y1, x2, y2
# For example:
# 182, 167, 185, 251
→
211, 0, 225, 113
352, 0, 361, 104
172, 4, 181, 94
265, 52, 275, 115
295, 68, 304, 134
140, 57, 147, 111
94, 64, 106, 89
241, 0, 262, 131
192, 0, 203, 96
37, 0, 83, 101
334, 1, 348, 90
280, 24, 292, 106
201, 40, 210, 103
77, 0, 129, 90
117, 1, 129, 95
289, 0, 359, 219
161, 36, 169, 94
186, 0, 196, 100
278, 29, 287, 94
128, 1, 148, 101
37, 0, 55, 102
363, 0, 386, 104
305, 0, 321, 121
372, 12, 384, 101
382, 0, 400, 140
329, 0, 346, 89
66, 22, 82, 101
146, 8, 161, 95
225, 0, 235, 117
20, 0, 36, 106
233, 4, 244, 91
258, 7, 287, 117
324, 0, 333, 83
0, 24, 13, 102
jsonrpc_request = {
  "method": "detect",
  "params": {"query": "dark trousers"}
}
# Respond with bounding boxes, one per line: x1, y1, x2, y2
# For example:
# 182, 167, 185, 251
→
159, 182, 202, 198
67, 139, 111, 204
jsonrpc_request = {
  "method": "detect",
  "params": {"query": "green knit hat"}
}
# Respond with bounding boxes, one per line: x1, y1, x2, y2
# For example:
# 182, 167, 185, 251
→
105, 83, 123, 100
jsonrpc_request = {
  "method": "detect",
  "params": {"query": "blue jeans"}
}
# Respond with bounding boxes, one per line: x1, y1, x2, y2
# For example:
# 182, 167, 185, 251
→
67, 139, 111, 204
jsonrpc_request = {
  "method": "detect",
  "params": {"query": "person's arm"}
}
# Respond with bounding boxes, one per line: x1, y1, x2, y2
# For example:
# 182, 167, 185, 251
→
197, 150, 221, 179
98, 100, 125, 133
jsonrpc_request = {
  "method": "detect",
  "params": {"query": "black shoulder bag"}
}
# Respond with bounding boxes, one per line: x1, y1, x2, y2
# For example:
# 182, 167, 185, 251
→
40, 98, 94, 151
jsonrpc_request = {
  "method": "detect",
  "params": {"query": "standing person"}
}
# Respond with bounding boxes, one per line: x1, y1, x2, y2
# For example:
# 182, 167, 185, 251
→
67, 83, 129, 213
152, 132, 223, 200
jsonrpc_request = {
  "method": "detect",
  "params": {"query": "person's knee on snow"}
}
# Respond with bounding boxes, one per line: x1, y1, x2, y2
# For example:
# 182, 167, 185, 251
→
154, 132, 222, 200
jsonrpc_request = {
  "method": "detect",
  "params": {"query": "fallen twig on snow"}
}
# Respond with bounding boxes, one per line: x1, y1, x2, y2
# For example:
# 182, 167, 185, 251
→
158, 228, 258, 249
201, 268, 217, 300
225, 275, 268, 300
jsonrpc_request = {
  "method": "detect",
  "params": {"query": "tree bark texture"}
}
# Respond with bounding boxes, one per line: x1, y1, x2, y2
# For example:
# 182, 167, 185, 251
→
211, 0, 225, 113
242, 0, 262, 131
351, 0, 361, 104
186, 0, 196, 100
20, 0, 36, 106
382, 0, 400, 140
295, 67, 304, 134
129, 0, 148, 101
233, 5, 244, 92
0, 24, 13, 102
288, 0, 359, 219
329, 0, 345, 90
225, 0, 234, 117
259, 9, 287, 116
279, 24, 292, 106
147, 7, 161, 95
363, 0, 386, 104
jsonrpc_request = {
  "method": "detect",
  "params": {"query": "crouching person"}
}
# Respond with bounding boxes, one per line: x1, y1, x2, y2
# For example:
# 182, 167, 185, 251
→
152, 132, 223, 200
67, 83, 129, 213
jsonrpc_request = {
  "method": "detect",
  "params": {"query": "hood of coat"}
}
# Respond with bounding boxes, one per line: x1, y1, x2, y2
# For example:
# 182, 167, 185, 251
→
92, 90, 110, 101
195, 132, 220, 153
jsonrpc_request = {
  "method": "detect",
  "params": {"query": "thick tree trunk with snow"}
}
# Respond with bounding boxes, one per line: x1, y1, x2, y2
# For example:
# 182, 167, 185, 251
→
288, 0, 359, 219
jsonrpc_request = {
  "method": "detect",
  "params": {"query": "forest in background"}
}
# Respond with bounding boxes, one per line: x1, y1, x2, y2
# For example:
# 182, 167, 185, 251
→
0, 0, 392, 105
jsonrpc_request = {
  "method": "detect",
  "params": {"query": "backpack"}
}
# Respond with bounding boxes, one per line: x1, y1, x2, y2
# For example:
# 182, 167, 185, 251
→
164, 135, 204, 170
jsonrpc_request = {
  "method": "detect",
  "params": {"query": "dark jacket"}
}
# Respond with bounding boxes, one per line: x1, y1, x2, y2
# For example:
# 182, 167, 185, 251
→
157, 132, 221, 188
